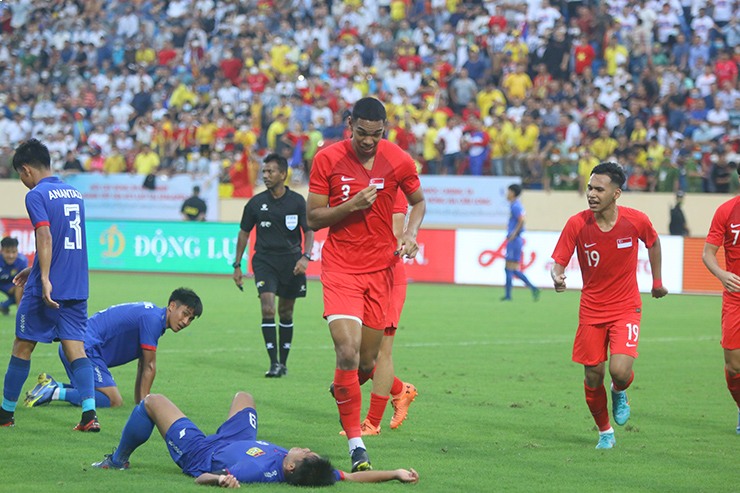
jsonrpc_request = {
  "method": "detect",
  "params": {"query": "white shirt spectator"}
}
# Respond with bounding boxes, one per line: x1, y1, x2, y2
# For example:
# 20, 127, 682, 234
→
117, 12, 140, 39
564, 120, 582, 149
216, 84, 240, 107
691, 14, 715, 43
311, 105, 333, 127
695, 71, 717, 97
655, 11, 680, 43
167, 0, 191, 18
712, 0, 734, 22
110, 100, 135, 127
435, 125, 464, 155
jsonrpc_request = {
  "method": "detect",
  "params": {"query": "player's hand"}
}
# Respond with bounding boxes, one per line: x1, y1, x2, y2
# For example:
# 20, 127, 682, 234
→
233, 266, 244, 290
218, 474, 240, 488
719, 271, 740, 293
651, 286, 668, 298
395, 231, 419, 259
293, 257, 308, 275
395, 468, 419, 483
13, 267, 31, 288
41, 279, 59, 309
350, 186, 377, 211
552, 273, 567, 293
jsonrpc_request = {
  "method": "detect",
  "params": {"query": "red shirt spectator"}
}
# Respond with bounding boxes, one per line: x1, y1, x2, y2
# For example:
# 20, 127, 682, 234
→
574, 40, 596, 75
715, 53, 738, 88
220, 56, 243, 85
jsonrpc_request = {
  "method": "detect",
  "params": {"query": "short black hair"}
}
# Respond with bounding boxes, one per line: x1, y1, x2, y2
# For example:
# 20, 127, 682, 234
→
285, 455, 336, 487
263, 153, 288, 174
352, 97, 386, 122
12, 138, 51, 171
508, 184, 522, 197
193, 185, 200, 194
169, 288, 203, 318
591, 161, 626, 188
1, 237, 19, 249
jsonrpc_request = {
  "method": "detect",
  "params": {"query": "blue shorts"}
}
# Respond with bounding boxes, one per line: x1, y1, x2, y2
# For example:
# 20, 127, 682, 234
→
165, 407, 258, 476
0, 282, 14, 296
16, 296, 87, 343
58, 345, 115, 388
505, 236, 523, 262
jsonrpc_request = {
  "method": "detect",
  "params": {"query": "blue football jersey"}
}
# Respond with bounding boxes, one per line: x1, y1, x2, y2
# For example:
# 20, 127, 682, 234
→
24, 176, 88, 300
507, 199, 525, 237
0, 253, 28, 290
85, 303, 167, 367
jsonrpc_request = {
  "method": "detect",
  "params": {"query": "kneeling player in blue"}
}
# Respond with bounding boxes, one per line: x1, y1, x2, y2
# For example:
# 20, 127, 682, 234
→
92, 391, 420, 487
24, 288, 202, 409
0, 236, 28, 315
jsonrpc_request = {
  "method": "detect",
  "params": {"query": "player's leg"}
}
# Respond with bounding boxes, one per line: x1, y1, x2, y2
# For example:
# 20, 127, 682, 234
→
507, 237, 539, 300
0, 337, 37, 426
723, 349, 740, 432
61, 338, 100, 431
226, 391, 256, 419
277, 297, 296, 375
574, 322, 614, 448
503, 259, 516, 301
13, 285, 22, 306
607, 318, 640, 426
0, 286, 16, 314
258, 291, 280, 376
720, 304, 740, 431
364, 334, 394, 433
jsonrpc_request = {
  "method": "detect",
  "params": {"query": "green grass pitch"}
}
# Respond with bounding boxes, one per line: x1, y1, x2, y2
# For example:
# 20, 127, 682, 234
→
0, 272, 733, 492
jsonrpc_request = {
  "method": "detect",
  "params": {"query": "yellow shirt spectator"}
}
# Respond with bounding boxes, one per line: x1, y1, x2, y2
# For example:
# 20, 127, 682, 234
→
477, 88, 507, 120
136, 47, 156, 65
591, 136, 618, 160
423, 126, 440, 161
604, 43, 628, 76
266, 119, 287, 150
169, 83, 198, 109
578, 154, 599, 181
196, 122, 218, 146
134, 149, 160, 175
103, 154, 127, 173
272, 104, 292, 120
390, 0, 407, 21
234, 127, 258, 150
503, 39, 529, 64
502, 72, 532, 100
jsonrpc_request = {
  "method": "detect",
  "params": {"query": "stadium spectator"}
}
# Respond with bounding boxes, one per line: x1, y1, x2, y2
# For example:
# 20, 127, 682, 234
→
0, 236, 27, 316
181, 185, 207, 221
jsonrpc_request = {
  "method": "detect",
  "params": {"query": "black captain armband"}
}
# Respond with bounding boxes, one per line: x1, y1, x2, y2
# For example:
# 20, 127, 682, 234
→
232, 261, 242, 269
303, 253, 312, 261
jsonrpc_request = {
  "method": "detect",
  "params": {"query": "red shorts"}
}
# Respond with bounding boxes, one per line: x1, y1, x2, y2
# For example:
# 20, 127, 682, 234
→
321, 268, 393, 330
572, 315, 642, 366
721, 301, 740, 350
385, 262, 408, 335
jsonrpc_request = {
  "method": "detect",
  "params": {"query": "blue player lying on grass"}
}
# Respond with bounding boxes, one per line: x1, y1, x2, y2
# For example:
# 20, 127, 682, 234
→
92, 390, 420, 487
0, 236, 28, 315
24, 288, 202, 408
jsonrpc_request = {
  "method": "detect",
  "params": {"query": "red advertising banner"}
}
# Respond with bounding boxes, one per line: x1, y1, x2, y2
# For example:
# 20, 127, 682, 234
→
249, 228, 455, 284
0, 218, 35, 264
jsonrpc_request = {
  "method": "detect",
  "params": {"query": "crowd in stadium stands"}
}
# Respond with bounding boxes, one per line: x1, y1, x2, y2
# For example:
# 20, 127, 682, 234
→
0, 0, 738, 197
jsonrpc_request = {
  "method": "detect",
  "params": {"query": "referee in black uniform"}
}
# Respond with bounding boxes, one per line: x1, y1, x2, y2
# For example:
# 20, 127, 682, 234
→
233, 154, 314, 377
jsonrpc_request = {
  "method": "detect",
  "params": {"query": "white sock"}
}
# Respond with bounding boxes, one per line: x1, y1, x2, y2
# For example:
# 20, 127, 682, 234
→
599, 427, 614, 435
348, 437, 365, 453
52, 387, 60, 400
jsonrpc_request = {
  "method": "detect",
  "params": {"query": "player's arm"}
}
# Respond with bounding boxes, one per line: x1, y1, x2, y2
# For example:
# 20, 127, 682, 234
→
194, 472, 240, 488
294, 227, 314, 275
343, 468, 419, 483
306, 188, 378, 230
703, 242, 740, 292
551, 262, 567, 292
647, 236, 668, 298
233, 229, 250, 289
35, 225, 59, 308
396, 188, 426, 259
12, 266, 32, 288
135, 348, 156, 404
508, 214, 525, 241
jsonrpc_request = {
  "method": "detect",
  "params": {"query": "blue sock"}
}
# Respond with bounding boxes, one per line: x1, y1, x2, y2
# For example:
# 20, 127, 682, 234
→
59, 388, 110, 407
70, 358, 96, 413
2, 356, 30, 412
513, 270, 536, 290
504, 269, 513, 299
112, 400, 155, 464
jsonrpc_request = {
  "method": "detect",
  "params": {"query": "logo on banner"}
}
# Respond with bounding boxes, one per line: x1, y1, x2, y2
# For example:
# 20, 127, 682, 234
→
100, 225, 125, 258
285, 214, 298, 231
478, 239, 535, 270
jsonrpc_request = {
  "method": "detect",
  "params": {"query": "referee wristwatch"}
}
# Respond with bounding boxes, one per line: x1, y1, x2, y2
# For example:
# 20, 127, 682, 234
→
232, 261, 242, 269
302, 253, 312, 261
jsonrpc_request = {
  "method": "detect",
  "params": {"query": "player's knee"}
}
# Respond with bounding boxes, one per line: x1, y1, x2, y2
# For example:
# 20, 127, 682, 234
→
726, 362, 740, 375
235, 391, 255, 407
143, 393, 165, 411
109, 395, 124, 407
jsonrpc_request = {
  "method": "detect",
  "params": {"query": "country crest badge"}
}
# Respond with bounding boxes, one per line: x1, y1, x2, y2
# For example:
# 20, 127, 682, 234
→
285, 214, 298, 231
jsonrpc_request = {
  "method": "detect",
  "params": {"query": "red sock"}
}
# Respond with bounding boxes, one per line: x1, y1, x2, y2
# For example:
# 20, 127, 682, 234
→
358, 367, 375, 386
584, 382, 611, 431
725, 369, 740, 408
366, 393, 390, 428
390, 377, 404, 396
334, 369, 362, 438
613, 371, 634, 392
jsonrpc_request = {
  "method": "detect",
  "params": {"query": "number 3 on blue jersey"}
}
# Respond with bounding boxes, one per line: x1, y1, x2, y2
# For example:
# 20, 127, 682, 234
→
64, 203, 83, 250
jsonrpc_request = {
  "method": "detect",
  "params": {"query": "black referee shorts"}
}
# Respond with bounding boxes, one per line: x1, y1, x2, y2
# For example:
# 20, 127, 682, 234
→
251, 253, 307, 299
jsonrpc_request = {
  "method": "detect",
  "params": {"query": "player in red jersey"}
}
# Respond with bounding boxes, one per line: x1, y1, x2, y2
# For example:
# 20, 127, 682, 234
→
550, 162, 667, 449
703, 193, 740, 433
307, 97, 426, 472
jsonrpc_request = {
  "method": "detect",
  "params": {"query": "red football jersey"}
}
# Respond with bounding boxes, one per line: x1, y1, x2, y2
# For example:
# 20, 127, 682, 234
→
551, 206, 658, 324
706, 196, 740, 304
310, 139, 421, 274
